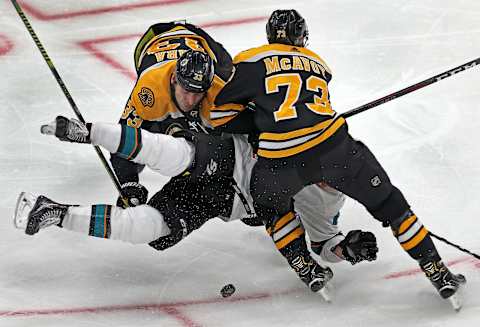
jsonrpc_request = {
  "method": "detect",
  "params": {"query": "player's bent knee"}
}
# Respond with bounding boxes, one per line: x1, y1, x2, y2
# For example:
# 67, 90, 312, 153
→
367, 186, 410, 226
109, 205, 171, 244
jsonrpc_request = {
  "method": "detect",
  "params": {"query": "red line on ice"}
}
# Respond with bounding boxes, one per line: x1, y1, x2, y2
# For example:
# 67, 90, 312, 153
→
0, 34, 14, 56
18, 0, 195, 21
77, 16, 267, 81
383, 256, 477, 279
0, 289, 296, 326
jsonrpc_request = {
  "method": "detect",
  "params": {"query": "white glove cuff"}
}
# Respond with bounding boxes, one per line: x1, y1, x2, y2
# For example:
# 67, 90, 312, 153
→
319, 234, 345, 263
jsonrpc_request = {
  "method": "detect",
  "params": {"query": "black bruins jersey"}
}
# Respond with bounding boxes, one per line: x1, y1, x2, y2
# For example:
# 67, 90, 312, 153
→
113, 22, 233, 183
133, 21, 232, 81
213, 43, 346, 159
120, 22, 233, 134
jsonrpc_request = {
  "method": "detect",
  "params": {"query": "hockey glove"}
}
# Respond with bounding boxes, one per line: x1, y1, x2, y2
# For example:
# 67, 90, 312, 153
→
41, 116, 91, 143
336, 230, 378, 265
116, 182, 149, 209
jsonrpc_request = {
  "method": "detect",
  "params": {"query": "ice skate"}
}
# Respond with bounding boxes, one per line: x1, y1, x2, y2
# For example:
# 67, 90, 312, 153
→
308, 264, 334, 303
14, 192, 69, 235
421, 259, 466, 311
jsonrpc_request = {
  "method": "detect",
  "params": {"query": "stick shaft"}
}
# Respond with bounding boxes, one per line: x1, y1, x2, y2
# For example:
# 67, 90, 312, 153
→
11, 0, 127, 202
430, 232, 480, 260
342, 57, 480, 118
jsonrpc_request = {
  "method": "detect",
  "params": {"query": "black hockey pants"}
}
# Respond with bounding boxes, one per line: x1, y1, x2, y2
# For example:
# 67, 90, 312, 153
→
250, 131, 410, 225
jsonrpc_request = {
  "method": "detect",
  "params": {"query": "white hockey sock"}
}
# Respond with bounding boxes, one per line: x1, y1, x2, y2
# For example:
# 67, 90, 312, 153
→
62, 204, 171, 244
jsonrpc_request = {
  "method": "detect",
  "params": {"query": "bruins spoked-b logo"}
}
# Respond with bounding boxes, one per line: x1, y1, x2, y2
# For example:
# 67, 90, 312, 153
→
138, 87, 155, 108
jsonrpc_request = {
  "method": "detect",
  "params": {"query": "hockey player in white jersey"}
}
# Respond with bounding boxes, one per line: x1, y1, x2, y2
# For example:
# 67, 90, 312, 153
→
14, 116, 378, 296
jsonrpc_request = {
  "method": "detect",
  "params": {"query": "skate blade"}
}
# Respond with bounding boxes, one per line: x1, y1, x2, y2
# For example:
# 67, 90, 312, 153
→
317, 283, 333, 303
448, 283, 465, 312
13, 192, 33, 230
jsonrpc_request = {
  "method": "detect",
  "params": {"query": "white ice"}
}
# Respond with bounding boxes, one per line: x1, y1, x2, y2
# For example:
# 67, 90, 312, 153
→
1, 0, 479, 326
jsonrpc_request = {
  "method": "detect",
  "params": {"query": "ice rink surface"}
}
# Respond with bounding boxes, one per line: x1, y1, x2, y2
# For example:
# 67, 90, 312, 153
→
1, 0, 479, 326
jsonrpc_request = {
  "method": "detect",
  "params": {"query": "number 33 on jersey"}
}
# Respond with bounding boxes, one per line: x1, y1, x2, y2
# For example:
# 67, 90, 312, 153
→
212, 43, 346, 159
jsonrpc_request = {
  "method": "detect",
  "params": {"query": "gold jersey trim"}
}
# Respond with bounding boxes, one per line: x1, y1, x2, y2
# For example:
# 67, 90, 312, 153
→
233, 44, 331, 75
136, 26, 217, 69
257, 117, 345, 158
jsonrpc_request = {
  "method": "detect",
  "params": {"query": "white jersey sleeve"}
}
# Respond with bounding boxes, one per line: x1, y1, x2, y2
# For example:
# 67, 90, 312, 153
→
90, 122, 194, 177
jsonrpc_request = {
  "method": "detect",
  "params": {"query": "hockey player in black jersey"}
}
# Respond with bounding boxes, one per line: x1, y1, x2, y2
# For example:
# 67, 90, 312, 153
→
109, 21, 366, 295
112, 22, 352, 295
212, 9, 465, 308
13, 24, 379, 298
14, 115, 378, 296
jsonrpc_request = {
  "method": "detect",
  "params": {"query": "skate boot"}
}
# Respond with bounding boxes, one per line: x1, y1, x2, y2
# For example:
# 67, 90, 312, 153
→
420, 258, 466, 311
14, 192, 69, 235
295, 255, 334, 302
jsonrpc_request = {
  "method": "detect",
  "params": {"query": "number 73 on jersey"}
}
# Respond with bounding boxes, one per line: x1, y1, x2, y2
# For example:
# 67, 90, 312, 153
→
265, 73, 335, 122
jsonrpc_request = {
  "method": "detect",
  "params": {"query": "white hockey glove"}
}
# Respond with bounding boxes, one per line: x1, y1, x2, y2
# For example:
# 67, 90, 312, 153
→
41, 116, 91, 143
336, 230, 378, 265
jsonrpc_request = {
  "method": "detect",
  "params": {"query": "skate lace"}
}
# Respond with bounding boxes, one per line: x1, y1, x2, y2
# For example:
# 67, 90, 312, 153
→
67, 120, 89, 142
38, 209, 62, 228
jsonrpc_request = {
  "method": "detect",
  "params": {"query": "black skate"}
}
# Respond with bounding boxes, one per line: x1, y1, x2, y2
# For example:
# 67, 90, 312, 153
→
421, 259, 466, 311
311, 264, 334, 302
14, 192, 69, 235
40, 116, 91, 143
295, 255, 334, 302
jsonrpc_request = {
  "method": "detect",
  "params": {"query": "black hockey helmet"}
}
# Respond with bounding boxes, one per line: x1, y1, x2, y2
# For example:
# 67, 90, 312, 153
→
266, 9, 308, 47
175, 50, 215, 93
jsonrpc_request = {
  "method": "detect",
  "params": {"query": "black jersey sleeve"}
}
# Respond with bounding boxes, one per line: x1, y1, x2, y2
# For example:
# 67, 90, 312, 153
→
212, 62, 262, 131
215, 62, 260, 106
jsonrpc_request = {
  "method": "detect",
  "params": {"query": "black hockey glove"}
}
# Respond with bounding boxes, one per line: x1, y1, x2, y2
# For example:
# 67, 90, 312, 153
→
336, 230, 378, 265
41, 116, 91, 143
116, 182, 149, 209
338, 230, 378, 265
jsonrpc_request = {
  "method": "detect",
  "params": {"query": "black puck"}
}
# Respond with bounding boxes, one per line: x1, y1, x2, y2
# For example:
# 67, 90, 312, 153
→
220, 283, 236, 298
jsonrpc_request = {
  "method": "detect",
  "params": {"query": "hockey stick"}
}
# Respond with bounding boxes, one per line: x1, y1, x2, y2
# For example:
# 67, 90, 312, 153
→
10, 0, 129, 206
339, 58, 480, 258
430, 232, 480, 260
341, 57, 480, 119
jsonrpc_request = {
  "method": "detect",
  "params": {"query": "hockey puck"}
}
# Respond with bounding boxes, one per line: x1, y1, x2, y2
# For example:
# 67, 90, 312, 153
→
220, 284, 236, 298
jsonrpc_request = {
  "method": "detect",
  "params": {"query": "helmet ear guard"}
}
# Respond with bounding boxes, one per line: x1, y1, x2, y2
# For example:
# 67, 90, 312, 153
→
266, 9, 308, 47
175, 50, 215, 93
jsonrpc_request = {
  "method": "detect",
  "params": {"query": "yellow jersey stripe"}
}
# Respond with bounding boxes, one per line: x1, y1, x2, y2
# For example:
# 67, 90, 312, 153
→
257, 118, 345, 158
233, 44, 330, 72
259, 118, 336, 141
